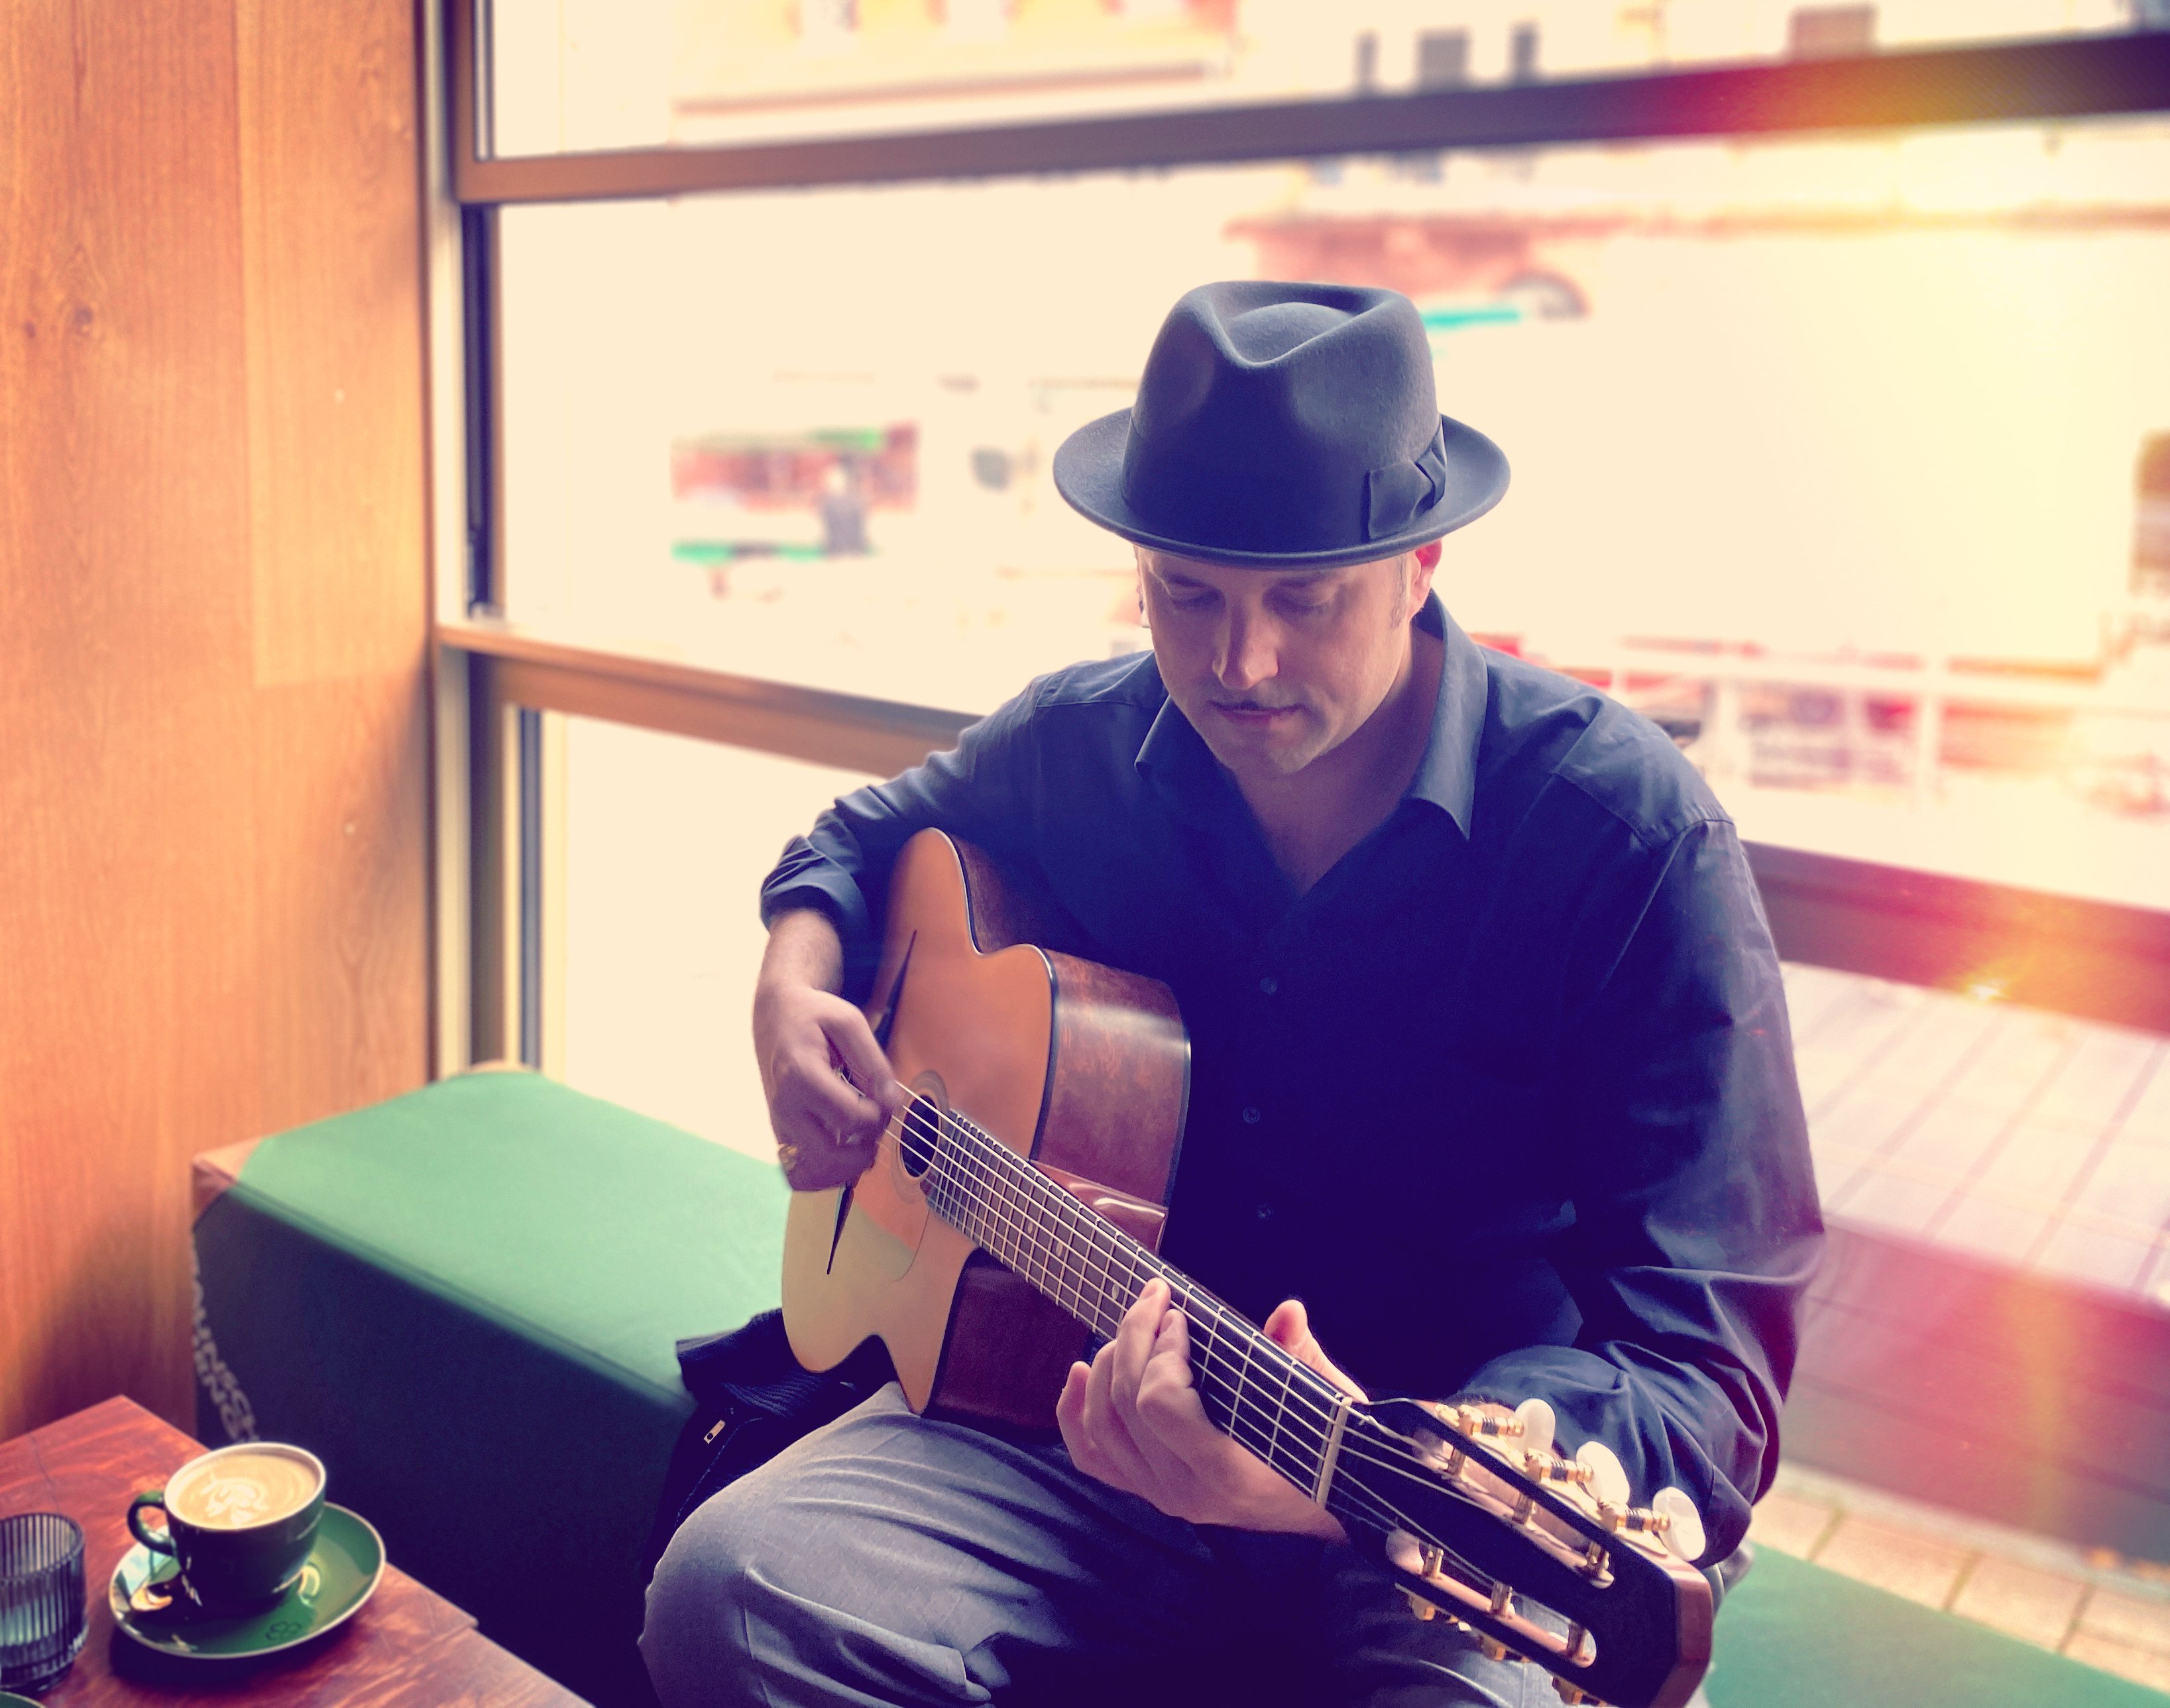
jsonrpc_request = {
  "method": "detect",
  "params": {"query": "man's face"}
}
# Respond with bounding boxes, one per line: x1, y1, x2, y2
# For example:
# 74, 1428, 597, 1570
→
1137, 547, 1432, 783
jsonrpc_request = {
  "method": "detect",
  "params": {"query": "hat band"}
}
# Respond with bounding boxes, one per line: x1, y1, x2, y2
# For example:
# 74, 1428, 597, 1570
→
1363, 423, 1448, 542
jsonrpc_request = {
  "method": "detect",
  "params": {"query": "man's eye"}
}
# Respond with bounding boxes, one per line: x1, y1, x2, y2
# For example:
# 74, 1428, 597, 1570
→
1168, 594, 1214, 611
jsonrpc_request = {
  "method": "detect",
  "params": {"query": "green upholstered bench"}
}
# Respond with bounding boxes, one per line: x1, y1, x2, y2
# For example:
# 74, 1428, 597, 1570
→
190, 1071, 787, 1707
190, 1072, 2164, 1708
1706, 1548, 2163, 1707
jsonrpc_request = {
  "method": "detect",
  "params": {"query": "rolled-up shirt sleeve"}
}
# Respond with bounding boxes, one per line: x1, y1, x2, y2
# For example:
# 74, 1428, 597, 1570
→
759, 685, 1045, 1003
1454, 817, 1823, 1564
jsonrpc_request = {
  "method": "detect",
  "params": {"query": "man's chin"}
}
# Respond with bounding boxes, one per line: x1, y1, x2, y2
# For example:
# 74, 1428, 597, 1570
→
1198, 725, 1321, 780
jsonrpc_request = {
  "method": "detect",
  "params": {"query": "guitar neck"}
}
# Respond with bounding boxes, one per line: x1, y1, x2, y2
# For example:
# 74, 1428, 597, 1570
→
906, 1102, 1354, 1507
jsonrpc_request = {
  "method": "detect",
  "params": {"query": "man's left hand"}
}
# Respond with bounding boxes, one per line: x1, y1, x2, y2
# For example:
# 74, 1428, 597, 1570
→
1056, 1278, 1363, 1540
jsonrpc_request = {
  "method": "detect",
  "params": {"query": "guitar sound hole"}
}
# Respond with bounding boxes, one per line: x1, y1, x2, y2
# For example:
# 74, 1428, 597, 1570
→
897, 1094, 944, 1181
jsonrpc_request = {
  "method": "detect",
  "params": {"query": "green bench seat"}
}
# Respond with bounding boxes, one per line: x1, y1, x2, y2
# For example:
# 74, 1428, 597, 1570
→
190, 1072, 2164, 1707
190, 1072, 787, 1705
1707, 1548, 2163, 1707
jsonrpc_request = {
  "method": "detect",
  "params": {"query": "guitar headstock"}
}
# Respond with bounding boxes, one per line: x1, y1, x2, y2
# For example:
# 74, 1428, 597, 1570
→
1336, 1398, 1713, 1708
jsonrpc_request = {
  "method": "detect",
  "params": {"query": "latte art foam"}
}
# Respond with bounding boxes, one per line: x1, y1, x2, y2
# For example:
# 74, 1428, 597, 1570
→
167, 1447, 321, 1530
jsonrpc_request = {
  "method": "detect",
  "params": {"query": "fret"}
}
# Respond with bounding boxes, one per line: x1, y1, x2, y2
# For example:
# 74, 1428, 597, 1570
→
1217, 1317, 1261, 1453
995, 1161, 1043, 1292
1264, 1355, 1290, 1480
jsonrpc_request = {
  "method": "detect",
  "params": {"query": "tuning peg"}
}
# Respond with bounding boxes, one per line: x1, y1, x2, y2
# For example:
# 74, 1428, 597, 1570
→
1387, 1528, 1446, 1620
1428, 1401, 1528, 1446
1653, 1486, 1706, 1562
1574, 1440, 1630, 1507
1514, 1397, 1556, 1459
1527, 1452, 1589, 1489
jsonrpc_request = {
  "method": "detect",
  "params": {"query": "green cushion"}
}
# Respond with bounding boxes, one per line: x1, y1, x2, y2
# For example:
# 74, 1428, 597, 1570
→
229, 1071, 788, 1398
1708, 1548, 2162, 1708
192, 1073, 787, 1706
200, 1077, 2159, 1708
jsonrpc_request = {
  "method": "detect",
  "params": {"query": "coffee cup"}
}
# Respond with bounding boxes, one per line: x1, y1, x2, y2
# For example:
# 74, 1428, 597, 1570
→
126, 1444, 326, 1616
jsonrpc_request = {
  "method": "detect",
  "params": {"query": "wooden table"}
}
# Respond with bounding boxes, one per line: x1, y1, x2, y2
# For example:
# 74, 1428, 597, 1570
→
0, 1398, 587, 1706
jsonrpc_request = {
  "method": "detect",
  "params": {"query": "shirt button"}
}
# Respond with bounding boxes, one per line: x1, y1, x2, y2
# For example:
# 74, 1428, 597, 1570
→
1241, 1106, 1262, 1125
1259, 976, 1279, 996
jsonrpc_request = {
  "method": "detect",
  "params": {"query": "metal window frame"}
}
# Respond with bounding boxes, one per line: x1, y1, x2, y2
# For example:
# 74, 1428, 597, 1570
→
445, 7, 2170, 204
435, 1, 2170, 1064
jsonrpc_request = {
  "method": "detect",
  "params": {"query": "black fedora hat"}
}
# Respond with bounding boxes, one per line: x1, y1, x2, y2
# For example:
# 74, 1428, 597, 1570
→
1055, 280, 1509, 569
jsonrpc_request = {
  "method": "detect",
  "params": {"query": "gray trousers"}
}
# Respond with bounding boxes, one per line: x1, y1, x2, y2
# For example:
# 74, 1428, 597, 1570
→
640, 1384, 1574, 1708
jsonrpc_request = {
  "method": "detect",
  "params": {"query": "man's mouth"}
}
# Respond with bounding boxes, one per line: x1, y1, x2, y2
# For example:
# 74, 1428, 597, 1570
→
1210, 701, 1300, 726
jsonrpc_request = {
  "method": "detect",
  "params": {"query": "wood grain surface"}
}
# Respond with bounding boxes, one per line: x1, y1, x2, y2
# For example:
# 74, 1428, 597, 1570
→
0, 0, 431, 1438
0, 1398, 583, 1707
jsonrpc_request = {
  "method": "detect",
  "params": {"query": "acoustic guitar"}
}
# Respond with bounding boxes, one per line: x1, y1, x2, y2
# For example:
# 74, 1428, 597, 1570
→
781, 828, 1713, 1708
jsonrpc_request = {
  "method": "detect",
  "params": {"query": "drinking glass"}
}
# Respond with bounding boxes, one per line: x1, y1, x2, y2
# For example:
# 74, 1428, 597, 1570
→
0, 1513, 86, 1692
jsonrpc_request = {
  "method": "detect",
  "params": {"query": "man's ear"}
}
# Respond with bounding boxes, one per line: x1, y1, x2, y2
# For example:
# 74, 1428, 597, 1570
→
1408, 541, 1444, 615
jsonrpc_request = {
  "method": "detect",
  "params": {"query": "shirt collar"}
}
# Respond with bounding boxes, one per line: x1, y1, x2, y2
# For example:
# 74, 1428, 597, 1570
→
1410, 591, 1485, 840
1133, 590, 1485, 841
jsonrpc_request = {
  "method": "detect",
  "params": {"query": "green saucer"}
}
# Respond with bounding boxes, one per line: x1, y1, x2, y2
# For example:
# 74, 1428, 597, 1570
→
3, 1693, 47, 1706
107, 1503, 384, 1660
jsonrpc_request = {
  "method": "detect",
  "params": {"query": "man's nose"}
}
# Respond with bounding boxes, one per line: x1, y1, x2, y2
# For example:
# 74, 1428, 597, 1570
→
1214, 610, 1277, 692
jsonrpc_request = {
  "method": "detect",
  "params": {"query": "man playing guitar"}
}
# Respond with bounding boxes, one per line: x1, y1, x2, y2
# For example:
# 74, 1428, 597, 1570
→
642, 282, 1821, 1707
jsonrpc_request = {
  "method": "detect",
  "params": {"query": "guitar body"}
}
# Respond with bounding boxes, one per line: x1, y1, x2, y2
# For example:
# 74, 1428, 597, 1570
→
781, 829, 1191, 1430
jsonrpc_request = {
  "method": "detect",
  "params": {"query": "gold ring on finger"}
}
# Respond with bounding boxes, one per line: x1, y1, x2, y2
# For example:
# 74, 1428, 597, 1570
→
776, 1141, 799, 1172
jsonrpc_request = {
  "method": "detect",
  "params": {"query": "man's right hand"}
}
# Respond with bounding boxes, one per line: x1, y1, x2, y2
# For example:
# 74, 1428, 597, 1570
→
753, 911, 905, 1192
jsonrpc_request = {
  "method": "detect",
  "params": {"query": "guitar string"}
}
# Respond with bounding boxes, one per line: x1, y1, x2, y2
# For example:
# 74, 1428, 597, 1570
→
898, 1098, 1351, 1481
901, 1092, 1298, 1392
905, 1097, 1381, 1477
917, 1133, 1332, 1477
896, 1104, 1518, 1516
899, 1098, 1265, 1380
909, 1149, 1333, 1489
893, 1098, 1594, 1567
885, 1106, 1603, 1640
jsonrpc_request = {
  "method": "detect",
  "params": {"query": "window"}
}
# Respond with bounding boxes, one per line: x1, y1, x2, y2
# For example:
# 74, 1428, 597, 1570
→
557, 721, 874, 1153
449, 1, 2170, 1074
490, 117, 2170, 913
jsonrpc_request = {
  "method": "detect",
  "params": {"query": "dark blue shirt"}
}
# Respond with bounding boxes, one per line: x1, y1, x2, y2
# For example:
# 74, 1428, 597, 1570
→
761, 595, 1822, 1562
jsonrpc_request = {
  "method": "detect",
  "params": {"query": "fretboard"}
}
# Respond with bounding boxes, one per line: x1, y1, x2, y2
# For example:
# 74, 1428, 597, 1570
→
899, 1100, 1355, 1506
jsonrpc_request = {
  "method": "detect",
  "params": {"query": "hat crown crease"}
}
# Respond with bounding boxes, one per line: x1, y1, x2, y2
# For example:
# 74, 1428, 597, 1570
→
1216, 300, 1349, 366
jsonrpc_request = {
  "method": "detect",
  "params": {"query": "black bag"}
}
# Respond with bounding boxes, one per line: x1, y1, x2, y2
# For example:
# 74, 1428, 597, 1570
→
640, 1310, 895, 1587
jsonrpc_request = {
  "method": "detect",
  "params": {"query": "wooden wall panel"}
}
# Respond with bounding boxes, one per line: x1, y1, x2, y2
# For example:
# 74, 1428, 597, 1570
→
235, 0, 431, 1137
0, 0, 429, 1442
251, 675, 430, 1136
239, 0, 428, 689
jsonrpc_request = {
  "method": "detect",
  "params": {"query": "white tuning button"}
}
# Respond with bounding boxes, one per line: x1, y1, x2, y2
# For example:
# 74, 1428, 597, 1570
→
1573, 1440, 1630, 1507
1514, 1398, 1556, 1460
1653, 1487, 1705, 1562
